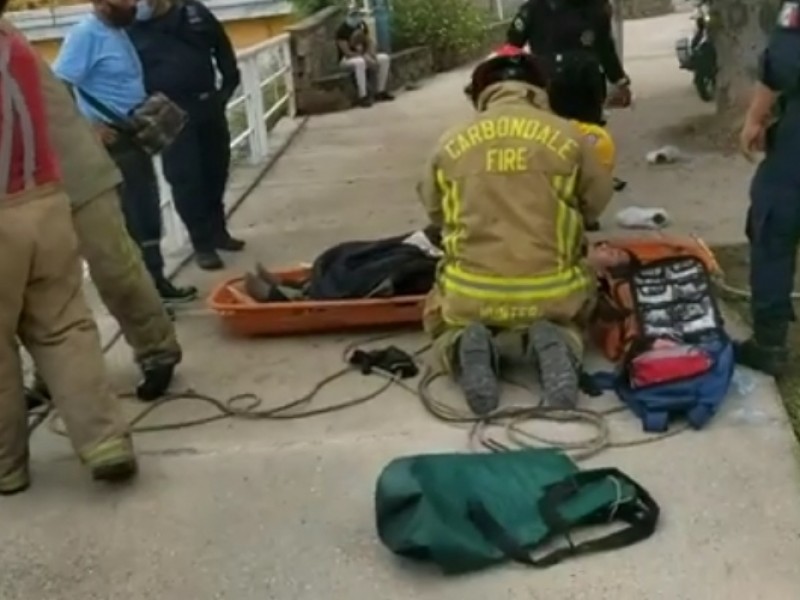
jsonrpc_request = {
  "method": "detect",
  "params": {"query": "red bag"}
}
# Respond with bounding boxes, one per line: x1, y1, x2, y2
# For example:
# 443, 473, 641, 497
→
630, 344, 713, 389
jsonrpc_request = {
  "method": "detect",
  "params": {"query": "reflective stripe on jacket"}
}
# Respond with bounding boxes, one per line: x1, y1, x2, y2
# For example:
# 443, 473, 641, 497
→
418, 81, 614, 330
0, 27, 60, 197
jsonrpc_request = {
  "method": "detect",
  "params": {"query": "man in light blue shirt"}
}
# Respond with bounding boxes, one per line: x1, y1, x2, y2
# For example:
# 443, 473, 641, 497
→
53, 10, 146, 124
53, 0, 196, 304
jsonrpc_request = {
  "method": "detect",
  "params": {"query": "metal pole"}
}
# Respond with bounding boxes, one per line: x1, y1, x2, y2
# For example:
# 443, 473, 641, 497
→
610, 0, 624, 59
493, 0, 505, 20
372, 0, 392, 53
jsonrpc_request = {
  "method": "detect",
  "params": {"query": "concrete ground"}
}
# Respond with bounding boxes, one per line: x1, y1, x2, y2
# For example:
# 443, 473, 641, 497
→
3, 13, 800, 600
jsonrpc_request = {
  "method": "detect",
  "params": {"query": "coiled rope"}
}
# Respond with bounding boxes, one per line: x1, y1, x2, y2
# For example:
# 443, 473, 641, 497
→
29, 332, 685, 461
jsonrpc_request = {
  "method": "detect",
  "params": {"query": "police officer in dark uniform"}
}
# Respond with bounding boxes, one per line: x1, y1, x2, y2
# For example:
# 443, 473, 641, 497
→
506, 0, 631, 126
129, 0, 243, 271
736, 1, 800, 377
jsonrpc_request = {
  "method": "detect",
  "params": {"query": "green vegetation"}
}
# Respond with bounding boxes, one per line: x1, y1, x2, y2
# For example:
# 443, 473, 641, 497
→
390, 0, 492, 71
289, 0, 347, 17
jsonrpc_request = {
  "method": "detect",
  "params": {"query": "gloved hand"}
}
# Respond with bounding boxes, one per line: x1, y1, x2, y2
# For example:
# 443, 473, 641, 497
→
348, 346, 419, 379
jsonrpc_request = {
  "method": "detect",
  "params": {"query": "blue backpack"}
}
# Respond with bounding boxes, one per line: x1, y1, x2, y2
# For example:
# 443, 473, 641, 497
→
590, 336, 735, 432
588, 239, 735, 433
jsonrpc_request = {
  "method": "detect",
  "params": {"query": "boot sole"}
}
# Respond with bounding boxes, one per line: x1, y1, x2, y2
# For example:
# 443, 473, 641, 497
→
0, 482, 30, 496
457, 324, 500, 416
161, 293, 199, 305
529, 321, 579, 409
92, 458, 139, 483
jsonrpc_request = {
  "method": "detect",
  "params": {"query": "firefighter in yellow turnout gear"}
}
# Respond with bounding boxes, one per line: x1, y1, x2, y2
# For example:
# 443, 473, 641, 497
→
420, 50, 613, 415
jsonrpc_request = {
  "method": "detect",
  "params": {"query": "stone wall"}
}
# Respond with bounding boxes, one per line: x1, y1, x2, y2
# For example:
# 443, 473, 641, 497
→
619, 0, 674, 19
286, 6, 345, 102
434, 19, 511, 72
286, 7, 435, 115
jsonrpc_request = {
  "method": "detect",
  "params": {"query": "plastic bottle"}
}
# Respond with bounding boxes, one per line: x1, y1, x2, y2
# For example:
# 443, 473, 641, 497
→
730, 367, 757, 397
646, 145, 682, 164
726, 367, 772, 425
615, 207, 670, 230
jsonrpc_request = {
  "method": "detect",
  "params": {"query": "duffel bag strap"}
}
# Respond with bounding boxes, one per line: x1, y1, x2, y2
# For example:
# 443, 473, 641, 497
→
466, 468, 659, 568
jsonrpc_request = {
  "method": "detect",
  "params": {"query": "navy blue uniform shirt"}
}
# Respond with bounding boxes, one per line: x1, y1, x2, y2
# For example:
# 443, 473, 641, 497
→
129, 0, 241, 104
758, 1, 800, 154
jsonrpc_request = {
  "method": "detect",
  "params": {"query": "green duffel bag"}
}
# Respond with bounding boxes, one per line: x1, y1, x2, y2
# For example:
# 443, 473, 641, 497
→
375, 449, 659, 574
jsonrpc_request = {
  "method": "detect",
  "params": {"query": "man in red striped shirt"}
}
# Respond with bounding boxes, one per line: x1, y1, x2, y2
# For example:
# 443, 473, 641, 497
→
0, 18, 138, 495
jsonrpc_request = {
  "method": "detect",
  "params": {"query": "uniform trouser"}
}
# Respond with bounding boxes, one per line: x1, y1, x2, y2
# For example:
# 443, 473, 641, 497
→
746, 158, 800, 343
0, 187, 130, 488
162, 96, 232, 254
341, 54, 391, 98
431, 320, 584, 375
73, 188, 181, 367
106, 139, 165, 284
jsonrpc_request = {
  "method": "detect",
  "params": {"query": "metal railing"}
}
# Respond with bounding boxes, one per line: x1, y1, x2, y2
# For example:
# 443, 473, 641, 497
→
158, 32, 296, 255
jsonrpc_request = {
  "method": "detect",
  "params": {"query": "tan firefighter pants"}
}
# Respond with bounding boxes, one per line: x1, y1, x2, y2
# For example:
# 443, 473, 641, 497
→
0, 187, 130, 490
73, 187, 180, 366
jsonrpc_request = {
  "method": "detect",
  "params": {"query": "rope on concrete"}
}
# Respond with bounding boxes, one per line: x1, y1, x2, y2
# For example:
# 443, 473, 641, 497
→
31, 332, 684, 461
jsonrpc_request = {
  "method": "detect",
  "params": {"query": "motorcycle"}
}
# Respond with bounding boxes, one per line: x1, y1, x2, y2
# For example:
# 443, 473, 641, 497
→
675, 1, 717, 102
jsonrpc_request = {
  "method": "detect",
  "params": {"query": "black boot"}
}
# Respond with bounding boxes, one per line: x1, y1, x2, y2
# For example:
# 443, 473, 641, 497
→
25, 373, 50, 411
734, 321, 790, 378
455, 323, 500, 416
157, 279, 199, 304
528, 320, 580, 409
585, 221, 601, 232
136, 353, 179, 401
215, 233, 246, 252
195, 250, 224, 271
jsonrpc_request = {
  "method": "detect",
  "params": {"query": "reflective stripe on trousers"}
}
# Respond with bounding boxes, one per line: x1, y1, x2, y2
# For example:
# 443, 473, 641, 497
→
435, 167, 588, 304
0, 38, 37, 195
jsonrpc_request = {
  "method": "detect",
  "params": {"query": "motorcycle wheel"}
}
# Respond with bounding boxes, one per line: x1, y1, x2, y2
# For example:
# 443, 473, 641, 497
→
693, 70, 715, 102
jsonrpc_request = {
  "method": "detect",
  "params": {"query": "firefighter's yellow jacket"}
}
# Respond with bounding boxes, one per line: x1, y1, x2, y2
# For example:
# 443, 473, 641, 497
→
418, 80, 614, 332
575, 121, 616, 172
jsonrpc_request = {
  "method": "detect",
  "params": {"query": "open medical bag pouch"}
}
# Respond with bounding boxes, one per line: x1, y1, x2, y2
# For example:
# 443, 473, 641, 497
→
589, 237, 734, 432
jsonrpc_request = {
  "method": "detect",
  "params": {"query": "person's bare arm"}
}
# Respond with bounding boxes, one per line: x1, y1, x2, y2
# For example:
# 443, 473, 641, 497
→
337, 38, 356, 58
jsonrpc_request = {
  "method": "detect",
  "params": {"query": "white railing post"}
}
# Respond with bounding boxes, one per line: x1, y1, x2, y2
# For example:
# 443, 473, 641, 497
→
611, 0, 623, 58
281, 41, 297, 117
241, 56, 269, 163
493, 0, 505, 20
156, 158, 190, 255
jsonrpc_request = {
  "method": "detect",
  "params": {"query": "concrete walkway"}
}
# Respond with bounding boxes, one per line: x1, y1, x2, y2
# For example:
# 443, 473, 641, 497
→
3, 14, 800, 600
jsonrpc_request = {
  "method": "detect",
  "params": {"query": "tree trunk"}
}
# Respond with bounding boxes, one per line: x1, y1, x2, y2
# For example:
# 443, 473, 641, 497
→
713, 0, 780, 120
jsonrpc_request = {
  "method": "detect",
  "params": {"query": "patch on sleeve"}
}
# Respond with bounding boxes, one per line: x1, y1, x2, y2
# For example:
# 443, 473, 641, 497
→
513, 16, 526, 31
584, 133, 599, 146
777, 1, 800, 28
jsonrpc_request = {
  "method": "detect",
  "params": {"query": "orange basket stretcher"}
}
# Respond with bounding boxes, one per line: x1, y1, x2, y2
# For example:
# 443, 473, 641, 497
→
207, 267, 427, 337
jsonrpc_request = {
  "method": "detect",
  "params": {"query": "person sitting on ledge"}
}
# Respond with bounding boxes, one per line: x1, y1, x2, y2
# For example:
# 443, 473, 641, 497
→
335, 7, 394, 108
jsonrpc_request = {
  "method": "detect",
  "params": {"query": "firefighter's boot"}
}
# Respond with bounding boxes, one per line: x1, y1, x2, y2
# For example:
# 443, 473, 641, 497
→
528, 320, 580, 409
455, 322, 500, 416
